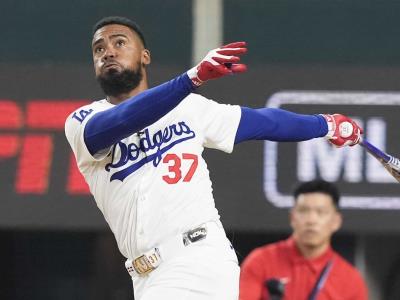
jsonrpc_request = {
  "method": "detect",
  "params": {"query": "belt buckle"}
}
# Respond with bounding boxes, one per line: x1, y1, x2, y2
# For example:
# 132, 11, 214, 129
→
133, 254, 155, 275
131, 248, 161, 276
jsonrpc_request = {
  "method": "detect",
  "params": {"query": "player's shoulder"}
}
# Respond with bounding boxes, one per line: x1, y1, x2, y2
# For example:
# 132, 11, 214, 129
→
64, 99, 110, 136
66, 99, 108, 119
179, 92, 224, 112
172, 93, 209, 114
65, 99, 109, 125
181, 92, 211, 104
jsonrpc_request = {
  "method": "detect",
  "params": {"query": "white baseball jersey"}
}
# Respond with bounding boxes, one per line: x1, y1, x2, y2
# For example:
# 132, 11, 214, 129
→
65, 93, 241, 260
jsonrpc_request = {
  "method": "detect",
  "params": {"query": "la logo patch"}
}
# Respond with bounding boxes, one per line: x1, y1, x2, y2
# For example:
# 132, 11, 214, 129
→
72, 109, 94, 123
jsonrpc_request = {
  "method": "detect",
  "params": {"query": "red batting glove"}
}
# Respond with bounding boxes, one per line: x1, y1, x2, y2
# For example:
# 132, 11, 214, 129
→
322, 114, 363, 147
187, 41, 247, 86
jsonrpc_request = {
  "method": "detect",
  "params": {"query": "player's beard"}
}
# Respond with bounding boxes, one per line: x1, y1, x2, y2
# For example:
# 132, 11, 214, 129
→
97, 64, 143, 97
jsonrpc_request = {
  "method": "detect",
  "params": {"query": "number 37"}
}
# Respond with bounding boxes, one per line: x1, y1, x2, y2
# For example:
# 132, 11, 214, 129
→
162, 153, 198, 184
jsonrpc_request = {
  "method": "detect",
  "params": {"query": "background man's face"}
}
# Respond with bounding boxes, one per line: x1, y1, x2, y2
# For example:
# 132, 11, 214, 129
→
290, 192, 342, 250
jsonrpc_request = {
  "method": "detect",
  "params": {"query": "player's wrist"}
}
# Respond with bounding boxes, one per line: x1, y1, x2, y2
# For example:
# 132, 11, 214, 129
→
321, 114, 336, 139
187, 66, 203, 87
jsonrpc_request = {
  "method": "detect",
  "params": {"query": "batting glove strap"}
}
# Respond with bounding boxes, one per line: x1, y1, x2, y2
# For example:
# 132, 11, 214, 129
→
322, 114, 336, 138
187, 66, 204, 87
321, 114, 363, 147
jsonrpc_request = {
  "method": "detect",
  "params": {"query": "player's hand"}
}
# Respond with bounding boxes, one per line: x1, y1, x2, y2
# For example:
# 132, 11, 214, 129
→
322, 114, 363, 147
187, 41, 247, 86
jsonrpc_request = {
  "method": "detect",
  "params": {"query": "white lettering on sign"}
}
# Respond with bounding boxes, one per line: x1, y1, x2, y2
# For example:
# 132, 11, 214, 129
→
263, 91, 400, 209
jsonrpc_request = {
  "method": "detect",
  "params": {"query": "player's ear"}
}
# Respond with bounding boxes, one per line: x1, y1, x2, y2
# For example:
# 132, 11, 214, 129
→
142, 49, 151, 66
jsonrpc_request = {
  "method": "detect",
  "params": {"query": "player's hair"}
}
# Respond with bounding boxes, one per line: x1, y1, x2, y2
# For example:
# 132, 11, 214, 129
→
93, 16, 147, 48
293, 179, 340, 209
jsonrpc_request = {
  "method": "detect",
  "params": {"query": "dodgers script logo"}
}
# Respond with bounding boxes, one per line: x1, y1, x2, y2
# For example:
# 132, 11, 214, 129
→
105, 121, 196, 181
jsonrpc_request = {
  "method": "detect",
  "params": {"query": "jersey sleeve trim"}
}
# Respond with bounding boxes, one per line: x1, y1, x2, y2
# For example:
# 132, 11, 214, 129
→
222, 105, 241, 153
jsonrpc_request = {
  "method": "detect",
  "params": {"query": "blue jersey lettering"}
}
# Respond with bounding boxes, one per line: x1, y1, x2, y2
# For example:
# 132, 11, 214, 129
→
72, 109, 94, 123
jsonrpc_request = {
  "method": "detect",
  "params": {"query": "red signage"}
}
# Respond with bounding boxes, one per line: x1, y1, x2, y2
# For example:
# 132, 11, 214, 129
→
0, 100, 90, 195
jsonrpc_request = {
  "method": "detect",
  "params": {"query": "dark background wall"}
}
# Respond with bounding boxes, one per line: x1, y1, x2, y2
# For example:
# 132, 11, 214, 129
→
2, 0, 400, 299
224, 0, 400, 65
0, 0, 191, 65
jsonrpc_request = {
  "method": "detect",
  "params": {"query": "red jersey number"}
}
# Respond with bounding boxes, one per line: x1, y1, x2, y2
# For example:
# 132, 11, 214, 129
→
162, 153, 198, 184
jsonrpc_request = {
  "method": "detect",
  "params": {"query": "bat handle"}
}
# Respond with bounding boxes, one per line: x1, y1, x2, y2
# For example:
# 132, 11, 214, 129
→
360, 139, 400, 172
359, 139, 391, 163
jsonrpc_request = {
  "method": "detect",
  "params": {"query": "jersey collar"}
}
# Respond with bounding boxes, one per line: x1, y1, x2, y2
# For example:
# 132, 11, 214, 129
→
286, 236, 335, 273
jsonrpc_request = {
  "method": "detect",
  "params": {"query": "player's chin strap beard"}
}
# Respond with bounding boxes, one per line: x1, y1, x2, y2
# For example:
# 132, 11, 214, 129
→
97, 66, 143, 99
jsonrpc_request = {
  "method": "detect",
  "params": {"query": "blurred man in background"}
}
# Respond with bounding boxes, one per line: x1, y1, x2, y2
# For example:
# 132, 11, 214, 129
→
240, 180, 368, 300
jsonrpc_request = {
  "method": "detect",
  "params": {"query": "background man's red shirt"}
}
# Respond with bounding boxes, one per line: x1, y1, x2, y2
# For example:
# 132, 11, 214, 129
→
240, 237, 368, 300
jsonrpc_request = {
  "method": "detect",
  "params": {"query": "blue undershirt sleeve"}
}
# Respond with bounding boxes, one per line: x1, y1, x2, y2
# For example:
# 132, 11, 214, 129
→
234, 107, 328, 144
84, 73, 195, 155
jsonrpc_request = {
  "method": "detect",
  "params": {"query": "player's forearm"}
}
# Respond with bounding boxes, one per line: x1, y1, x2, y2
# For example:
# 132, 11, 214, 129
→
234, 107, 328, 144
84, 73, 194, 155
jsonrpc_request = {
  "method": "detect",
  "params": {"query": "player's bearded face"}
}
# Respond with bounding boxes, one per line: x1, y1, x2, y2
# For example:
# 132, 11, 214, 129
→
97, 62, 143, 97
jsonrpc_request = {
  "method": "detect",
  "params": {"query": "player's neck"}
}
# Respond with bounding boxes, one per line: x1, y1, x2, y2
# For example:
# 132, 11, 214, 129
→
106, 78, 149, 105
296, 241, 330, 259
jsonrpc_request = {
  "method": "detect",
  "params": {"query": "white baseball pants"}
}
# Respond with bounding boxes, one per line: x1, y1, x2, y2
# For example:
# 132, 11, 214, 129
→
131, 222, 239, 300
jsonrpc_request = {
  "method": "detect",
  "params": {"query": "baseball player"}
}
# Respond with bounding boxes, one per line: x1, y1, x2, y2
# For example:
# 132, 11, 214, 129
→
65, 16, 363, 300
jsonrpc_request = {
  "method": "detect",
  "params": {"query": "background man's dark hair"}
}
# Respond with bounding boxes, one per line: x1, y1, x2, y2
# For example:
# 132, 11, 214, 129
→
293, 179, 340, 209
93, 16, 147, 48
